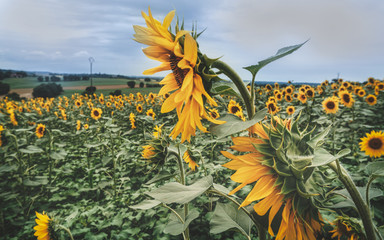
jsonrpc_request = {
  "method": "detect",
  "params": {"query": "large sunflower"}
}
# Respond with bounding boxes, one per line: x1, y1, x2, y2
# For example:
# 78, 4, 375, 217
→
34, 211, 54, 240
222, 118, 323, 240
36, 123, 46, 138
322, 97, 339, 114
359, 130, 384, 158
133, 7, 224, 142
91, 108, 102, 120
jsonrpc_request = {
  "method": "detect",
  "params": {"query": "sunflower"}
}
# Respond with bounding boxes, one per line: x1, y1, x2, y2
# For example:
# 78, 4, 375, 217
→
265, 84, 273, 91
142, 145, 156, 159
298, 93, 307, 104
183, 150, 199, 171
34, 211, 55, 240
286, 106, 295, 115
305, 88, 315, 98
106, 102, 112, 108
83, 123, 89, 130
376, 82, 384, 91
275, 92, 283, 101
368, 77, 375, 85
36, 123, 46, 138
129, 112, 136, 129
153, 124, 163, 138
329, 216, 364, 240
136, 104, 143, 113
359, 130, 384, 158
285, 87, 293, 95
284, 94, 293, 103
91, 108, 102, 120
76, 120, 81, 131
222, 117, 323, 239
74, 99, 83, 108
133, 7, 223, 143
357, 89, 366, 97
365, 94, 377, 106
146, 108, 156, 120
338, 91, 354, 108
342, 81, 351, 89
266, 101, 279, 115
228, 100, 243, 115
99, 95, 105, 105
322, 97, 339, 114
208, 108, 220, 119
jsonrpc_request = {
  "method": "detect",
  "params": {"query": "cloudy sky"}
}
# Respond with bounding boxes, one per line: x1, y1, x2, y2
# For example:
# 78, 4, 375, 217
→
0, 0, 383, 83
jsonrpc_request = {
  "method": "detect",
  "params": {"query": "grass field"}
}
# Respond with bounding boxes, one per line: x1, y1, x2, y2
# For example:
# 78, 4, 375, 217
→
2, 77, 156, 89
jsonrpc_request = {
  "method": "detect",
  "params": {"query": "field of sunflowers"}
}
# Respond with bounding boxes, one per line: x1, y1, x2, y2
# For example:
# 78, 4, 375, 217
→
1, 7, 384, 240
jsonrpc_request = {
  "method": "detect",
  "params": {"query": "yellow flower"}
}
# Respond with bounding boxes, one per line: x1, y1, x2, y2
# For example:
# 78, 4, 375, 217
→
183, 150, 199, 171
228, 100, 242, 115
365, 94, 377, 106
208, 108, 220, 119
83, 123, 89, 130
222, 118, 323, 239
322, 97, 339, 114
266, 101, 279, 115
153, 125, 163, 138
136, 104, 143, 113
146, 108, 156, 120
338, 91, 354, 108
330, 216, 364, 240
286, 106, 295, 115
284, 94, 293, 103
91, 108, 102, 120
359, 130, 384, 158
298, 93, 307, 104
133, 7, 223, 142
36, 124, 46, 138
74, 99, 82, 108
142, 145, 156, 159
33, 211, 52, 240
76, 120, 81, 131
129, 112, 136, 129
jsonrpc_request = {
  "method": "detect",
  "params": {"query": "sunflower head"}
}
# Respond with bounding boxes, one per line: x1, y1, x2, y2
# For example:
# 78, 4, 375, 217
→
34, 211, 59, 240
208, 108, 220, 119
338, 91, 354, 108
266, 100, 279, 115
365, 94, 377, 106
136, 104, 143, 113
36, 123, 46, 138
322, 97, 339, 114
141, 139, 167, 169
146, 108, 156, 120
286, 106, 295, 115
183, 149, 199, 171
228, 100, 242, 114
91, 108, 102, 120
222, 115, 326, 239
359, 130, 384, 158
330, 216, 365, 240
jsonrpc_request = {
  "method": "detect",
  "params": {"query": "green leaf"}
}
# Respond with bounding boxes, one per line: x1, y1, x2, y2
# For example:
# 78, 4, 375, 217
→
366, 161, 384, 177
209, 108, 268, 138
146, 176, 213, 204
19, 145, 44, 154
244, 40, 308, 76
331, 187, 382, 209
307, 125, 332, 149
145, 170, 176, 185
164, 208, 199, 236
0, 164, 18, 174
311, 148, 351, 167
210, 202, 253, 237
23, 176, 48, 186
130, 199, 161, 210
211, 81, 241, 98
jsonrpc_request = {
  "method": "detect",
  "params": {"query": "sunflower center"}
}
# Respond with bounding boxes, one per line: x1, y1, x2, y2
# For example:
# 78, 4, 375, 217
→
268, 103, 276, 111
368, 97, 374, 103
38, 127, 44, 134
170, 53, 190, 87
93, 111, 99, 116
368, 138, 383, 150
342, 94, 350, 103
326, 101, 335, 110
230, 106, 240, 114
210, 112, 217, 119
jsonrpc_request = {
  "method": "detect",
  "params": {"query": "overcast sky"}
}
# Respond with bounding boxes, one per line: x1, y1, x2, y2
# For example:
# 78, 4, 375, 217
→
0, 0, 383, 83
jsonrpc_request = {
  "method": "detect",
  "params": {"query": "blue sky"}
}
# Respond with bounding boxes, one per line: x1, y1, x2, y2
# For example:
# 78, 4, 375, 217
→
0, 0, 383, 83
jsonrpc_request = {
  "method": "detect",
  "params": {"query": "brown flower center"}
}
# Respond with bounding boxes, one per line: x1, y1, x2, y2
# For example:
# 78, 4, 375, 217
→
38, 127, 44, 135
93, 110, 99, 116
268, 103, 276, 112
342, 93, 351, 103
368, 138, 383, 150
367, 97, 375, 103
170, 53, 189, 87
210, 111, 217, 119
230, 106, 240, 114
326, 101, 335, 110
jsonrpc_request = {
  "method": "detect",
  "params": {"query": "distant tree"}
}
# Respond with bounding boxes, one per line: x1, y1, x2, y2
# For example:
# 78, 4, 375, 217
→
144, 78, 151, 82
45, 76, 50, 82
127, 81, 135, 88
109, 89, 122, 96
50, 76, 61, 82
0, 69, 4, 80
82, 76, 89, 81
139, 82, 144, 88
32, 83, 63, 98
37, 76, 44, 82
0, 82, 10, 95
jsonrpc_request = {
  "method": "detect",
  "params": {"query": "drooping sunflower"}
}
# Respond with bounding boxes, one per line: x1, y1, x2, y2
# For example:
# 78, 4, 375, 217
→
329, 216, 364, 240
208, 108, 220, 120
142, 145, 156, 159
359, 130, 384, 158
133, 7, 224, 143
76, 120, 81, 131
322, 97, 339, 114
129, 112, 136, 129
183, 150, 199, 171
153, 124, 163, 138
222, 117, 323, 239
338, 91, 354, 108
286, 106, 295, 115
365, 94, 377, 106
91, 108, 102, 120
36, 123, 46, 138
146, 108, 156, 120
34, 211, 55, 240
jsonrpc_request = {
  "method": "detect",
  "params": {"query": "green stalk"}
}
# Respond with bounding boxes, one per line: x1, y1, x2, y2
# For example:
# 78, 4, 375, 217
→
59, 225, 74, 240
212, 60, 254, 119
328, 161, 376, 240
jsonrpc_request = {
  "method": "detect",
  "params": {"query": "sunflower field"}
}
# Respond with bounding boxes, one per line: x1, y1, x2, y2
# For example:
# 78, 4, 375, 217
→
1, 7, 384, 240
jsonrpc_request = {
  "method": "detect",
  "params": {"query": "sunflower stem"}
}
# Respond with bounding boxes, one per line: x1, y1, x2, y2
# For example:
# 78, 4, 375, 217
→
328, 161, 376, 240
59, 225, 74, 240
212, 60, 255, 119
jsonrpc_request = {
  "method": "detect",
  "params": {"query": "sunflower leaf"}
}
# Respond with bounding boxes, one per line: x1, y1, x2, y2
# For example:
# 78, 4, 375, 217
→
146, 175, 213, 204
209, 108, 268, 138
311, 148, 350, 167
244, 40, 308, 77
129, 199, 161, 210
366, 161, 384, 177
210, 202, 253, 237
307, 125, 332, 149
211, 81, 241, 98
164, 208, 199, 236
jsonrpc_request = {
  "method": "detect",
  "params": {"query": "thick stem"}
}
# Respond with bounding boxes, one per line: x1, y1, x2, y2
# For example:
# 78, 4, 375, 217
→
212, 60, 254, 119
59, 225, 74, 240
328, 161, 376, 240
